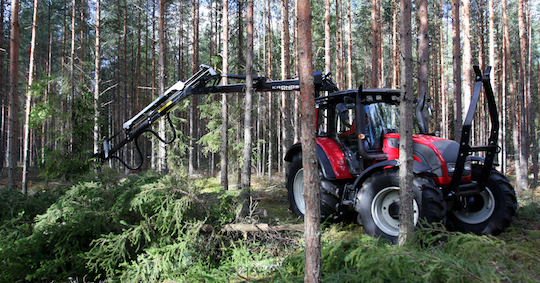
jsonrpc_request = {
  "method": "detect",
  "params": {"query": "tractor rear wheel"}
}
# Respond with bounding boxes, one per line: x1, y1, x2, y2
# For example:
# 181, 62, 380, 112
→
356, 170, 445, 242
286, 154, 339, 219
447, 168, 516, 235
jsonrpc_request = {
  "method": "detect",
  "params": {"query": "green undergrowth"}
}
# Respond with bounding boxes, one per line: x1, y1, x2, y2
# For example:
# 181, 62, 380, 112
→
1, 170, 539, 282
277, 224, 540, 282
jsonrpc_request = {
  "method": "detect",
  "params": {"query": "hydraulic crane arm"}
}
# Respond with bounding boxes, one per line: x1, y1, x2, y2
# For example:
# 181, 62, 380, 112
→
93, 64, 338, 169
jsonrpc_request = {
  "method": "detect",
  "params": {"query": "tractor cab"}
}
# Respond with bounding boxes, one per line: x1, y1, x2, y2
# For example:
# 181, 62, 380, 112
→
315, 88, 402, 174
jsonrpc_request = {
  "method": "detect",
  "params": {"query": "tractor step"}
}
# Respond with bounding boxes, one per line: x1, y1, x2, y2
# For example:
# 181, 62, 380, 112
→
456, 182, 481, 196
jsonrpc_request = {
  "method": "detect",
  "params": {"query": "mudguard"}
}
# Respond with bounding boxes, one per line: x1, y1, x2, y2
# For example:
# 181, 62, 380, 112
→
351, 159, 432, 190
284, 138, 354, 180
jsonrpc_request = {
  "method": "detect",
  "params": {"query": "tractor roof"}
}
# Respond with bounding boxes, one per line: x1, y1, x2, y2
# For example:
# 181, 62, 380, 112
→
316, 88, 402, 105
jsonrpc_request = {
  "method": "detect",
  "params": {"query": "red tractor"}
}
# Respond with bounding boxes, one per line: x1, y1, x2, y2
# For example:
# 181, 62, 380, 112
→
94, 65, 516, 242
285, 66, 517, 241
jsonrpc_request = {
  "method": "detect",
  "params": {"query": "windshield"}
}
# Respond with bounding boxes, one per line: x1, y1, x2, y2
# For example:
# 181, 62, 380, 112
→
365, 102, 400, 150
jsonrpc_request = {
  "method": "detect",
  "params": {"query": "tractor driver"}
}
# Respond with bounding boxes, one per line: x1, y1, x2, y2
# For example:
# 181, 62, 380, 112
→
338, 103, 378, 151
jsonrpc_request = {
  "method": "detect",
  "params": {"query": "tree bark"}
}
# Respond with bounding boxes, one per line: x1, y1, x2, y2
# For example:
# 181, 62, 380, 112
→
69, 0, 76, 151
298, 0, 321, 280
7, 0, 20, 188
489, 0, 504, 172
221, 0, 229, 190
502, 0, 523, 191
189, 0, 200, 174
392, 0, 399, 89
398, 0, 414, 247
502, 0, 521, 192
241, 0, 254, 215
451, 0, 462, 140
324, 0, 331, 75
462, 0, 472, 131
94, 0, 101, 157
266, 0, 273, 177
346, 0, 352, 89
517, 0, 529, 189
418, 0, 428, 104
371, 0, 381, 88
281, 0, 291, 175
157, 0, 167, 173
22, 0, 39, 194
0, 0, 5, 172
335, 0, 342, 88
438, 1, 448, 138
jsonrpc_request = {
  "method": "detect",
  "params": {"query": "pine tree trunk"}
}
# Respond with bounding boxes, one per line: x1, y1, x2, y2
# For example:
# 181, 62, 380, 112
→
346, 0, 352, 89
69, 0, 76, 152
7, 0, 20, 188
150, 2, 157, 169
528, 4, 538, 187
398, 0, 414, 247
499, 24, 507, 174
451, 0, 462, 140
22, 0, 39, 193
502, 0, 522, 192
122, 2, 130, 166
517, 0, 529, 189
462, 0, 471, 137
392, 0, 399, 89
335, 0, 342, 88
221, 0, 229, 189
324, 0, 331, 75
0, 0, 5, 172
189, 0, 200, 175
298, 0, 321, 280
371, 0, 381, 88
237, 0, 245, 69
266, 0, 273, 177
293, 0, 300, 143
418, 0, 428, 102
489, 0, 504, 172
281, 0, 291, 175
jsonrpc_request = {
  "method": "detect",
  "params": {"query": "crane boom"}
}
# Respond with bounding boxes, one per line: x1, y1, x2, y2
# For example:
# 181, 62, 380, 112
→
93, 64, 338, 169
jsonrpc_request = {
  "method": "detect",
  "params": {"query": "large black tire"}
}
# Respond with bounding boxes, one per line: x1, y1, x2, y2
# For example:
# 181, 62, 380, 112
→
447, 168, 517, 235
356, 170, 445, 242
286, 154, 340, 219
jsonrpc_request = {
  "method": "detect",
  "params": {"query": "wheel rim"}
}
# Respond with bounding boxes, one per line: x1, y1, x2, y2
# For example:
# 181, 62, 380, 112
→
452, 188, 495, 224
293, 168, 306, 215
371, 187, 419, 237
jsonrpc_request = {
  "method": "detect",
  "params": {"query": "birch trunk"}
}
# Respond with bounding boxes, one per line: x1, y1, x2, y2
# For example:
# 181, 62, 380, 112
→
22, 0, 39, 193
221, 0, 229, 189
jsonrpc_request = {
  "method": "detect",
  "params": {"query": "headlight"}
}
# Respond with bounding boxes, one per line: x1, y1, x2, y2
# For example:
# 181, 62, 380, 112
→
464, 161, 472, 171
447, 161, 472, 176
447, 163, 456, 174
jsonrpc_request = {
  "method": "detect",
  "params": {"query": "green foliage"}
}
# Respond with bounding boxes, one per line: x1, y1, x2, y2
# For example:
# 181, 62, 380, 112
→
39, 148, 93, 180
2, 172, 540, 282
277, 224, 540, 283
0, 171, 159, 282
0, 185, 67, 282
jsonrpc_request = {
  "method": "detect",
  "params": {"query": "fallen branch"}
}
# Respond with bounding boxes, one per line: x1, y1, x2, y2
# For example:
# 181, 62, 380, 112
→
201, 223, 304, 233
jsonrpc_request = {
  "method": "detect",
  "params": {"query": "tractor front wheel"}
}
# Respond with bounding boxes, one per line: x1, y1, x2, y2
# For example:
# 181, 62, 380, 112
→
447, 168, 516, 235
286, 154, 339, 219
356, 170, 445, 242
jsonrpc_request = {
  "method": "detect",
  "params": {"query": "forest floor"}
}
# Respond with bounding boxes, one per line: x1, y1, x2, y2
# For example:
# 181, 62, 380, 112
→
2, 166, 540, 281
1, 165, 540, 230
